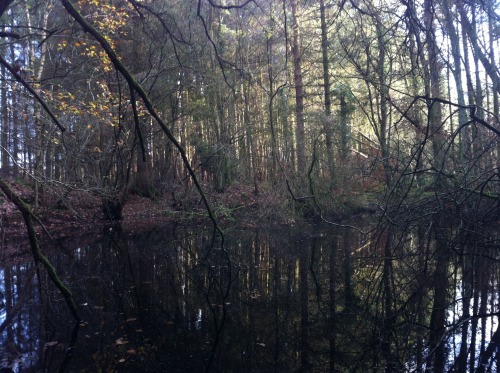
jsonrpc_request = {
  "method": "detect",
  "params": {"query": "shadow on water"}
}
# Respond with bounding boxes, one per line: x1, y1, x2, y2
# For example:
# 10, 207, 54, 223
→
1, 218, 500, 372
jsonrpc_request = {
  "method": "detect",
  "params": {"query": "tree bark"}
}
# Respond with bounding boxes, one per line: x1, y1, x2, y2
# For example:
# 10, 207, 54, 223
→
329, 235, 338, 372
457, 1, 500, 96
244, 82, 259, 194
0, 176, 80, 321
1, 38, 9, 174
291, 0, 306, 176
424, 0, 445, 185
438, 0, 467, 158
320, 0, 335, 187
61, 0, 221, 234
428, 226, 450, 373
300, 240, 309, 371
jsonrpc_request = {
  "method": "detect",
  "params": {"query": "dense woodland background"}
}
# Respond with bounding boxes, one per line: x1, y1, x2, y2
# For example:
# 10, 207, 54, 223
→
2, 1, 500, 372
0, 0, 499, 221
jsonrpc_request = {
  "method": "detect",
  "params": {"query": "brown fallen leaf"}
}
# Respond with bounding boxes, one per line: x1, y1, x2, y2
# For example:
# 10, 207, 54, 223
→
115, 337, 129, 346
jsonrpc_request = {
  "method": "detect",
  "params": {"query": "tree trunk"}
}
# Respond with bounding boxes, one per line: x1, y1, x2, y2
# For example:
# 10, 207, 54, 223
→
320, 0, 335, 187
291, 0, 306, 176
300, 240, 309, 371
457, 1, 500, 97
424, 0, 444, 185
266, 11, 279, 182
329, 235, 338, 372
428, 226, 450, 372
382, 228, 396, 372
11, 92, 19, 178
136, 148, 155, 198
374, 19, 391, 187
1, 44, 8, 174
456, 247, 473, 372
244, 82, 259, 194
343, 232, 354, 311
438, 0, 467, 159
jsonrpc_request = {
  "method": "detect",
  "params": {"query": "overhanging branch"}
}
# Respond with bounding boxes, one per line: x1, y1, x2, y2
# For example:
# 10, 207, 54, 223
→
415, 95, 500, 137
60, 0, 221, 235
0, 54, 66, 133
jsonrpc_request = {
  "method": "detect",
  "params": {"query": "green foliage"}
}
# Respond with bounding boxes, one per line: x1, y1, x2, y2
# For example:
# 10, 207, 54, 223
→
332, 83, 355, 104
191, 98, 214, 122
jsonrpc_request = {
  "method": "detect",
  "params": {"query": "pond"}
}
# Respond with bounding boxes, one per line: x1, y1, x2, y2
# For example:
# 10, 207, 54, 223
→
1, 219, 499, 372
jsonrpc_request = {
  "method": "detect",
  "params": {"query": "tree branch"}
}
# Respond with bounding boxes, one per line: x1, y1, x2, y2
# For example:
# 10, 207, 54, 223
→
0, 0, 14, 18
415, 95, 500, 137
60, 0, 221, 235
0, 54, 66, 132
206, 0, 255, 10
0, 176, 79, 321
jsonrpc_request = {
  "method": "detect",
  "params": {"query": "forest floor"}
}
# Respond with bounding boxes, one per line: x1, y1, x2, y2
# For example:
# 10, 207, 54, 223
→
0, 179, 379, 258
0, 182, 286, 248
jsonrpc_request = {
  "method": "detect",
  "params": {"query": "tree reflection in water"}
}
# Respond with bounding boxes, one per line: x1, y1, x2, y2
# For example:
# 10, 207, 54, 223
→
0, 220, 500, 372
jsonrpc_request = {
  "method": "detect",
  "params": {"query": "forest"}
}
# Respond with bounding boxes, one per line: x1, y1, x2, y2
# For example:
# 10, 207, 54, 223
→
0, 0, 498, 222
1, 0, 500, 371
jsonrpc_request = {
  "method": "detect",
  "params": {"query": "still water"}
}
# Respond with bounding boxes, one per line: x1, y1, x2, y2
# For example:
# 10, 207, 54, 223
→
1, 220, 499, 372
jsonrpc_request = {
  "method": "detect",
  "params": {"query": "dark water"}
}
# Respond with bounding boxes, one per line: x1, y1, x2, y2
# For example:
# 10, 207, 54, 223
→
1, 220, 500, 372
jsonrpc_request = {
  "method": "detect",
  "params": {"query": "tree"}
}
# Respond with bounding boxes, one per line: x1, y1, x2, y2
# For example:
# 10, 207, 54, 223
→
291, 0, 306, 177
319, 0, 336, 187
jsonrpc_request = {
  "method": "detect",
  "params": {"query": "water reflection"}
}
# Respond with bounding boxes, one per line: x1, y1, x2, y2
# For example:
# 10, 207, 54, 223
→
0, 221, 499, 372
